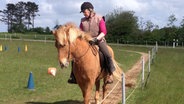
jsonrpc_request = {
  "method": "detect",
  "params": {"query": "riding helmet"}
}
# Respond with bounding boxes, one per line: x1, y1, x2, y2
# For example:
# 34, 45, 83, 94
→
80, 2, 94, 13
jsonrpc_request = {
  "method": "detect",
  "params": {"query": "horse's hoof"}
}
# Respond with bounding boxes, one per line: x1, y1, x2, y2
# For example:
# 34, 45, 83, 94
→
106, 80, 113, 84
106, 77, 113, 84
68, 78, 77, 84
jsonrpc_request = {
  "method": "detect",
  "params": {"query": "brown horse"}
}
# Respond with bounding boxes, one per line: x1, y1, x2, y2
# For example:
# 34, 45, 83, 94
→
52, 22, 122, 104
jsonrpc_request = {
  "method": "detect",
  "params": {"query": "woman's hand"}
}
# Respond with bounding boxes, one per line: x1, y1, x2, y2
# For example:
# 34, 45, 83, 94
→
89, 38, 98, 45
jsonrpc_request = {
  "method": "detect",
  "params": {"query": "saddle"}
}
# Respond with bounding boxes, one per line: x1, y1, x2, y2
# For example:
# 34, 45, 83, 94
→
91, 45, 111, 73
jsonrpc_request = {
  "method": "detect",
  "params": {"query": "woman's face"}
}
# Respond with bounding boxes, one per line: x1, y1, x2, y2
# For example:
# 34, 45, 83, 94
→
82, 9, 90, 18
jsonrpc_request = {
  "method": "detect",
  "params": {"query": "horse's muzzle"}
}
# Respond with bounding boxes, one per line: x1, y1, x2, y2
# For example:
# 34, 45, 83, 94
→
59, 61, 69, 68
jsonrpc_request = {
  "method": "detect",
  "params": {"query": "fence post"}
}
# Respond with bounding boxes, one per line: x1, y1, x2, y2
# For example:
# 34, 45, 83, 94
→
144, 51, 151, 87
176, 39, 178, 46
117, 39, 119, 44
156, 41, 158, 53
45, 36, 46, 43
10, 34, 12, 41
122, 73, 125, 104
165, 41, 166, 46
151, 48, 154, 64
4, 34, 5, 40
173, 39, 175, 48
141, 57, 145, 89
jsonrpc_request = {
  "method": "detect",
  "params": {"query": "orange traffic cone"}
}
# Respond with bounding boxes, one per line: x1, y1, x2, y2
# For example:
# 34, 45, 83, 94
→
0, 45, 2, 52
25, 44, 28, 52
48, 67, 57, 76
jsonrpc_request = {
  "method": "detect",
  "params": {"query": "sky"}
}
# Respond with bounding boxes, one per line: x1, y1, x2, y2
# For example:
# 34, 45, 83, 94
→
0, 0, 184, 32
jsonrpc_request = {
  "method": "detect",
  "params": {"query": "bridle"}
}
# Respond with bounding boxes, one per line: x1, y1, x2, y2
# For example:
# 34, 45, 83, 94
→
67, 39, 92, 62
57, 34, 97, 63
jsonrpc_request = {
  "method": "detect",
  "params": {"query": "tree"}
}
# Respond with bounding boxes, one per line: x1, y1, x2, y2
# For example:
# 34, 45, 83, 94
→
105, 8, 139, 42
14, 1, 26, 32
25, 2, 35, 29
0, 1, 39, 32
139, 17, 145, 31
29, 2, 39, 29
0, 3, 16, 32
167, 14, 177, 27
45, 26, 51, 34
180, 16, 184, 28
145, 20, 154, 31
164, 14, 178, 43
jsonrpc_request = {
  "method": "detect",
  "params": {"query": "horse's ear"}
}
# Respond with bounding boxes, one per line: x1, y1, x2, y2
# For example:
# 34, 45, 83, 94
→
52, 30, 56, 36
68, 28, 78, 43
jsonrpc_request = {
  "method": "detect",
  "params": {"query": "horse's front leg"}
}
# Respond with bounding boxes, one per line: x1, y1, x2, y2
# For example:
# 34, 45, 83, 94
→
95, 80, 100, 104
80, 82, 93, 104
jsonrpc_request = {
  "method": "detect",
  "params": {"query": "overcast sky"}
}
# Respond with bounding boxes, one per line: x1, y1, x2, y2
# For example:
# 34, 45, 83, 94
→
0, 0, 184, 32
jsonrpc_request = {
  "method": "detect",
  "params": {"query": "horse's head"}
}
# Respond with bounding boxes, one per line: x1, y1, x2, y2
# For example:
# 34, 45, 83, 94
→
52, 22, 90, 68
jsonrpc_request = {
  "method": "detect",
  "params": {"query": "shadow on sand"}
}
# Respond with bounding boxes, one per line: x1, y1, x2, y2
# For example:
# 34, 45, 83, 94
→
25, 100, 83, 104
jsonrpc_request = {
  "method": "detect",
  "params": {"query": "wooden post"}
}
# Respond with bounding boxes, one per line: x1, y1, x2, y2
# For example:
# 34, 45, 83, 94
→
142, 57, 145, 89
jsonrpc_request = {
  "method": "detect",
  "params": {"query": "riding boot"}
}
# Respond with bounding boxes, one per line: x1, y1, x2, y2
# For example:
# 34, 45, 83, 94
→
106, 57, 115, 84
68, 61, 77, 84
98, 42, 115, 84
107, 57, 115, 74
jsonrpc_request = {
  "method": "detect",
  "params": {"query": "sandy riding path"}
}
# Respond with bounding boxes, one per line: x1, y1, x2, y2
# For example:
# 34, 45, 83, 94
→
93, 51, 149, 104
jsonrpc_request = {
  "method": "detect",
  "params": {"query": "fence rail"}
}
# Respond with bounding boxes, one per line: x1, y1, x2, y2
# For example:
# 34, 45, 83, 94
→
0, 34, 54, 41
1, 34, 184, 48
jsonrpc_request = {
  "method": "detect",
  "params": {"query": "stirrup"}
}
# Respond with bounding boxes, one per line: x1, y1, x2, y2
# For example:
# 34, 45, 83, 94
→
68, 78, 77, 84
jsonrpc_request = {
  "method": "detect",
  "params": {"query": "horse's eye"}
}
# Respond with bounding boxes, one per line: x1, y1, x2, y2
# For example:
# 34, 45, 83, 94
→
55, 41, 65, 48
59, 44, 66, 48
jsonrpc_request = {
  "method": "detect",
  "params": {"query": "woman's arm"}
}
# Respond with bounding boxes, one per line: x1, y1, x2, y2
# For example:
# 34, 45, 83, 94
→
97, 18, 107, 40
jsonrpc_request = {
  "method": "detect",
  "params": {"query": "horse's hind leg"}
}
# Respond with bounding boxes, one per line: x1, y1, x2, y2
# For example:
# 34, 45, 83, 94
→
102, 79, 108, 104
95, 80, 100, 104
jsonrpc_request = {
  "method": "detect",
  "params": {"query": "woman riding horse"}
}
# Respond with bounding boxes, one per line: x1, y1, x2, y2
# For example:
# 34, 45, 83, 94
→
68, 2, 115, 84
52, 22, 123, 104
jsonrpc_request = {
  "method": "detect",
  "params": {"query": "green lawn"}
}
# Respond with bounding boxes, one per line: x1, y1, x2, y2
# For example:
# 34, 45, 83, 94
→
0, 33, 54, 40
123, 46, 184, 104
0, 40, 141, 104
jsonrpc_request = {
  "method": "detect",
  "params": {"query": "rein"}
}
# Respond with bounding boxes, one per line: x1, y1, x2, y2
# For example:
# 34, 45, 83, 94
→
90, 45, 98, 56
68, 39, 94, 62
74, 43, 91, 61
66, 34, 98, 62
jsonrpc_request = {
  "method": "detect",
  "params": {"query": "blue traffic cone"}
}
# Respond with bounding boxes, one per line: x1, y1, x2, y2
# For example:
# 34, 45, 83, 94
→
4, 46, 8, 51
27, 72, 35, 90
18, 47, 21, 52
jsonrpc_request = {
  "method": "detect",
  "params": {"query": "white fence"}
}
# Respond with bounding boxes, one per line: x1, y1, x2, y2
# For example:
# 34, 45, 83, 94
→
122, 42, 158, 104
0, 34, 54, 42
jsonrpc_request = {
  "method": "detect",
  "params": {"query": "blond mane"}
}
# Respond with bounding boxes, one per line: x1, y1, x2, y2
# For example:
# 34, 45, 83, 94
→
55, 22, 92, 44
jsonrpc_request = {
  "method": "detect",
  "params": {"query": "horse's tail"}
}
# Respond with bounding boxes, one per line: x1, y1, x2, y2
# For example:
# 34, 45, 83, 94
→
112, 59, 124, 82
107, 45, 123, 82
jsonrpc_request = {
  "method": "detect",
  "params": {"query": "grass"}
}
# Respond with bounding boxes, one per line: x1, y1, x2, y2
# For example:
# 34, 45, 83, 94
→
0, 33, 54, 40
0, 40, 141, 104
111, 45, 142, 72
122, 46, 184, 104
0, 40, 82, 103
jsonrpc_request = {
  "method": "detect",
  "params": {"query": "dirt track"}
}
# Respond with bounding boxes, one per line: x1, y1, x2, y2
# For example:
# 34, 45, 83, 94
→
91, 51, 149, 104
